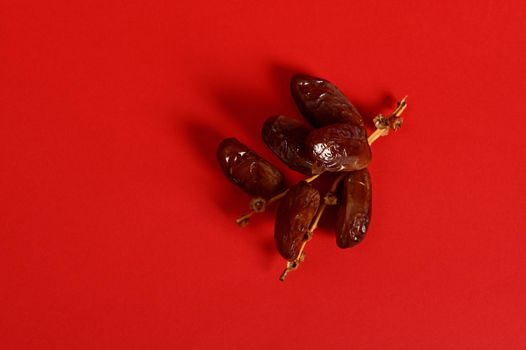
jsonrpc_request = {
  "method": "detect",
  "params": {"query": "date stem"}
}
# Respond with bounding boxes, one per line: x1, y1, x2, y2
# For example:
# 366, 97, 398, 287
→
368, 95, 407, 144
238, 97, 407, 227
278, 96, 407, 281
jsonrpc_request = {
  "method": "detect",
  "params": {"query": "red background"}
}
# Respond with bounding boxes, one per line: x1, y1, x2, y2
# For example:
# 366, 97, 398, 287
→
1, 0, 525, 348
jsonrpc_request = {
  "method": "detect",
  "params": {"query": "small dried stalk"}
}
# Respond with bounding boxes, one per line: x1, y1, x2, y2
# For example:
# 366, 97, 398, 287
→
279, 97, 407, 281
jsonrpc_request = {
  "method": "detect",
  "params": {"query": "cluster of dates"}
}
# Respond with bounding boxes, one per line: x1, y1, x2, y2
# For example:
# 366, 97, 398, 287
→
217, 73, 406, 281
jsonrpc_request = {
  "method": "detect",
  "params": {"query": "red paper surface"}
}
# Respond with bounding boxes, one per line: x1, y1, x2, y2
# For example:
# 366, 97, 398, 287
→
1, 0, 525, 348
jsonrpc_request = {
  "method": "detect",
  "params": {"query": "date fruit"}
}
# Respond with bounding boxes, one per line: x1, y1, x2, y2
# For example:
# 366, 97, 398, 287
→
336, 169, 372, 248
217, 138, 284, 198
291, 73, 364, 128
275, 182, 320, 260
306, 123, 371, 173
262, 115, 314, 175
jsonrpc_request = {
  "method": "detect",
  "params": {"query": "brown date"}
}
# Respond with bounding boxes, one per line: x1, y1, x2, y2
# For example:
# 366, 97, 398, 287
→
336, 169, 372, 248
217, 138, 284, 198
275, 181, 320, 261
306, 123, 371, 173
261, 115, 314, 175
291, 73, 364, 128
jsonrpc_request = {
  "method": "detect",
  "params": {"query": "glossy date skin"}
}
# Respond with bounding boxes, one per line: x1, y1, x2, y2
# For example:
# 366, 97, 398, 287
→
336, 169, 372, 248
306, 123, 371, 173
291, 73, 364, 128
275, 182, 320, 261
217, 138, 284, 198
262, 115, 314, 175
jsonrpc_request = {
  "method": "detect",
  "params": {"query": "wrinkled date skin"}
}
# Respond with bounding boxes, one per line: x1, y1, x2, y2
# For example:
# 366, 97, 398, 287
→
306, 123, 371, 173
217, 138, 284, 198
275, 182, 320, 261
291, 73, 364, 128
336, 169, 372, 248
262, 115, 314, 175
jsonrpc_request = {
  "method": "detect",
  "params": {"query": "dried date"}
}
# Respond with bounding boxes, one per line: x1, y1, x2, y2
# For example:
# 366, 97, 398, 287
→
274, 181, 320, 261
306, 123, 371, 173
217, 138, 284, 198
336, 169, 372, 248
262, 115, 314, 175
291, 73, 364, 128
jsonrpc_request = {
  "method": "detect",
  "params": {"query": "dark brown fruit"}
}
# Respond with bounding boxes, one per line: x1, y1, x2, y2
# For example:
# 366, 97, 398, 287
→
274, 182, 320, 261
217, 138, 284, 198
262, 115, 314, 175
336, 169, 372, 248
291, 73, 364, 128
306, 123, 371, 173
